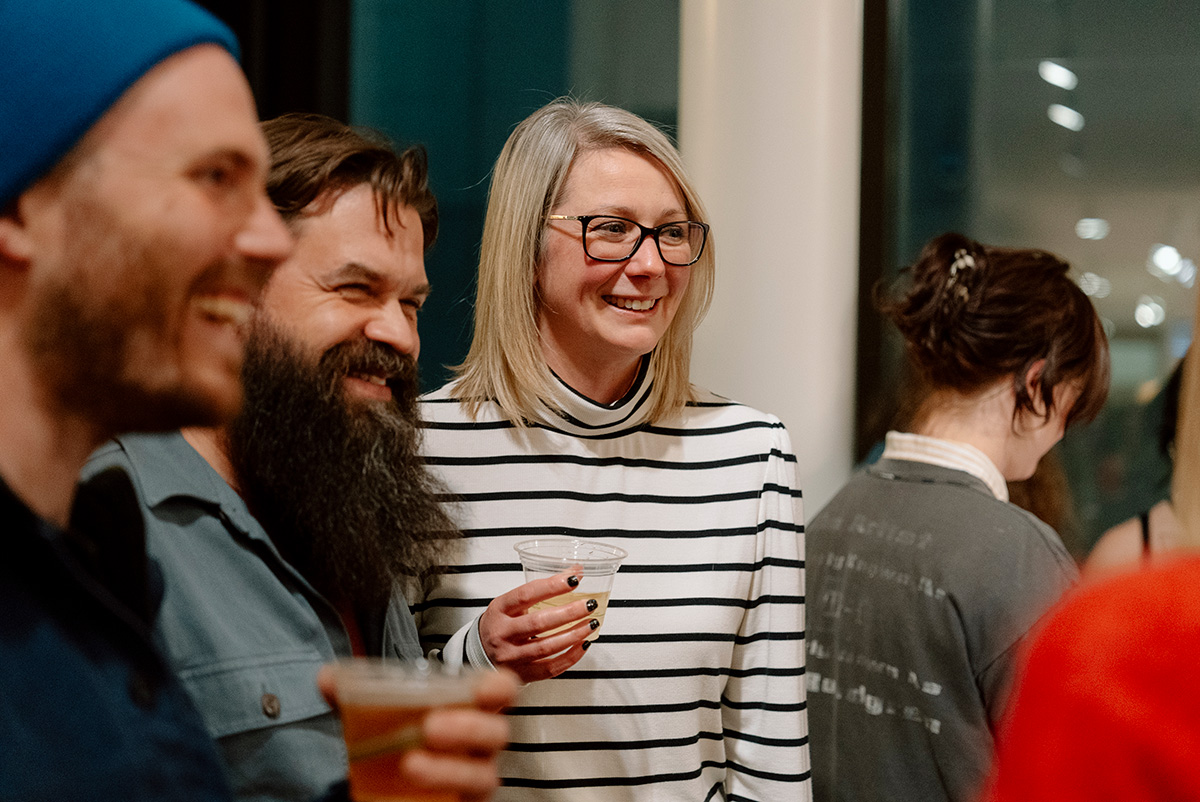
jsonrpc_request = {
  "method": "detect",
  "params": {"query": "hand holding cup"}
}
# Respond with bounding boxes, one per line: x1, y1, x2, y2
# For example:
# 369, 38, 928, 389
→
323, 659, 516, 802
477, 538, 627, 683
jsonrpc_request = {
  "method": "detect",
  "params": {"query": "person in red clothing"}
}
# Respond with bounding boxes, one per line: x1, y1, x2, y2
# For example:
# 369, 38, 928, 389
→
983, 555, 1200, 801
987, 273, 1200, 802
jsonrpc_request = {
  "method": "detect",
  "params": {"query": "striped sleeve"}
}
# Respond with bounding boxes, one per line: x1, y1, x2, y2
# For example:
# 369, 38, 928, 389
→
722, 419, 811, 800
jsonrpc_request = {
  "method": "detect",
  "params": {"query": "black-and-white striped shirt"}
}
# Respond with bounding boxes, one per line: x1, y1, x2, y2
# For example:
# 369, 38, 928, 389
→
416, 365, 812, 801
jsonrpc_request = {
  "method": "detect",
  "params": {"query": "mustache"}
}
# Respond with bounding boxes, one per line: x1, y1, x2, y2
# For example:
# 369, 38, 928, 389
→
317, 339, 419, 399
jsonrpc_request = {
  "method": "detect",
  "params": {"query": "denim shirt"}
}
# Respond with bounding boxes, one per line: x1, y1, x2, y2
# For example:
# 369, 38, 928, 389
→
83, 432, 422, 802
0, 470, 235, 802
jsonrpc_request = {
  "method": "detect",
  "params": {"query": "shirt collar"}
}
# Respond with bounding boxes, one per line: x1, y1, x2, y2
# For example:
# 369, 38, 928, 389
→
527, 357, 656, 435
881, 430, 1009, 502
110, 431, 265, 540
112, 431, 229, 508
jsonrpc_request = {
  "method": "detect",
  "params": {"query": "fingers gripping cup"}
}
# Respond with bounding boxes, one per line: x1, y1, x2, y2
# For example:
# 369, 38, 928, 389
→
329, 658, 480, 802
515, 538, 628, 641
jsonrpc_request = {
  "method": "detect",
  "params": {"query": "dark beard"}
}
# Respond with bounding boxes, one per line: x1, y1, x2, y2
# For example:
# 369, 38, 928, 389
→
226, 320, 456, 609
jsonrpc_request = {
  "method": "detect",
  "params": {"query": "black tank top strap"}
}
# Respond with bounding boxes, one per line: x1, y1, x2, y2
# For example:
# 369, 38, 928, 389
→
1139, 509, 1152, 558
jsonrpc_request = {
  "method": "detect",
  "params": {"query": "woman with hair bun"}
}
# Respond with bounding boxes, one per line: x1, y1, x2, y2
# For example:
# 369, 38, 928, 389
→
804, 231, 1110, 802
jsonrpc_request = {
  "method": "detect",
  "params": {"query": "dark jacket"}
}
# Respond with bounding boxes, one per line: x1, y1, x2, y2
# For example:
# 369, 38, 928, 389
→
0, 469, 236, 801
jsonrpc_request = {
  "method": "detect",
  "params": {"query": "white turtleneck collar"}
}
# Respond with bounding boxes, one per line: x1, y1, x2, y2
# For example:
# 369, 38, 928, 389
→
526, 357, 656, 436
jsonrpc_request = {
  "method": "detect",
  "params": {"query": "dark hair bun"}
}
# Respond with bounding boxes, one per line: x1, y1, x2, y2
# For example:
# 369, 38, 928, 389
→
878, 231, 1109, 427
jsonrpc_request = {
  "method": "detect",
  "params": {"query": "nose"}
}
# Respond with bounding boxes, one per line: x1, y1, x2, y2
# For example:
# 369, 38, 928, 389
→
363, 304, 420, 359
235, 195, 294, 280
623, 234, 666, 278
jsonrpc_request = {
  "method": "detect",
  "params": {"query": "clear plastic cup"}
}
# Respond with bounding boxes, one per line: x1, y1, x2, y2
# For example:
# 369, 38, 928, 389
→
514, 537, 628, 641
328, 658, 480, 801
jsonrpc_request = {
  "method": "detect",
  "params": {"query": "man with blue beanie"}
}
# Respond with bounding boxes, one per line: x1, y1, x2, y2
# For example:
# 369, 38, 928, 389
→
0, 0, 293, 798
0, 2, 508, 800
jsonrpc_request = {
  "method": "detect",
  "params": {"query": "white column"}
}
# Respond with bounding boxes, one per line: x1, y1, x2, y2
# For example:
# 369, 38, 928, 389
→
679, 0, 864, 513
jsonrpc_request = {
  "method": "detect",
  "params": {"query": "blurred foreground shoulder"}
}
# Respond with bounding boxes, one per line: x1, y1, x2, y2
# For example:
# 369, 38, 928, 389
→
987, 555, 1200, 802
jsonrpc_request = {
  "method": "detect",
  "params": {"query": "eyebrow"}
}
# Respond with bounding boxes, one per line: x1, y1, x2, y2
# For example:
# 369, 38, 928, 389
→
592, 205, 690, 221
326, 262, 432, 297
326, 262, 381, 283
194, 148, 259, 175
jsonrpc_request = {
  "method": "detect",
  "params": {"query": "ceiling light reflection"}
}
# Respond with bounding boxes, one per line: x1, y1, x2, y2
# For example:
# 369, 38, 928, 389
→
1075, 218, 1109, 240
1149, 244, 1183, 278
1135, 295, 1166, 329
1181, 260, 1197, 288
1078, 272, 1111, 298
1038, 60, 1079, 90
1048, 104, 1084, 131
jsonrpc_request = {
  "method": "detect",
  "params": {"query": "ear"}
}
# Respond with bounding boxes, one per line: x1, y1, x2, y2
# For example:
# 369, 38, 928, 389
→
0, 199, 35, 268
1023, 359, 1049, 416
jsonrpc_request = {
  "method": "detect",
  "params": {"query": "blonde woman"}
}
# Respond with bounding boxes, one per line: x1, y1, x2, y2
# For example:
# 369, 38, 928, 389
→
416, 100, 810, 801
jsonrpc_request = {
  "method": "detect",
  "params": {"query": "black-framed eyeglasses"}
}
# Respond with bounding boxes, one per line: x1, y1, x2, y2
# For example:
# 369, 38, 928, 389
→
547, 214, 710, 267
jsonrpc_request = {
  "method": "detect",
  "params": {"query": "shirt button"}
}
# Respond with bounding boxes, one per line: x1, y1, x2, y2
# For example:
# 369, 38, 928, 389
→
261, 693, 281, 719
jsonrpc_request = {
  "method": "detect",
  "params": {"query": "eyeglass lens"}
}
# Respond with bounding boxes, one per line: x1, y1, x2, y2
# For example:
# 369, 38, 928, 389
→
584, 216, 705, 265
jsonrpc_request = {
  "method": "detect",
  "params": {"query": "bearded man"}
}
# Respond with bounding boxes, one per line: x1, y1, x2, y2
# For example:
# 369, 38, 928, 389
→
80, 113, 511, 802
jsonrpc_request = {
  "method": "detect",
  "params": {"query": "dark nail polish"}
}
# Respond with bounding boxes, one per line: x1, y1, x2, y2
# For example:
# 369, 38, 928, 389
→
567, 575, 580, 588
581, 640, 591, 651
586, 598, 598, 612
589, 618, 600, 630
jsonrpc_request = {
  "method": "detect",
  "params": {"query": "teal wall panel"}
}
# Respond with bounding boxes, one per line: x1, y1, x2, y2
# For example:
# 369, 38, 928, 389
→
351, 1, 573, 390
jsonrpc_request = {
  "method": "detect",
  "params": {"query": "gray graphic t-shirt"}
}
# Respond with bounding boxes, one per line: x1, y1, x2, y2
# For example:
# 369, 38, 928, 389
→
806, 458, 1077, 802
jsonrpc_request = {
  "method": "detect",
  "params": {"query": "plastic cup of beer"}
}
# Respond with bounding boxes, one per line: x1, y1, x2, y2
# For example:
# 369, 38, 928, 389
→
329, 658, 480, 802
514, 537, 628, 642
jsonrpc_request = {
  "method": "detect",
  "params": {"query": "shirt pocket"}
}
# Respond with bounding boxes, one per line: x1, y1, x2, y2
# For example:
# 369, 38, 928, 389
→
176, 649, 332, 738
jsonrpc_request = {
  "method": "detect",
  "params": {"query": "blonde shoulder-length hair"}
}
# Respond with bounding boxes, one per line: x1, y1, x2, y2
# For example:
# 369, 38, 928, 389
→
451, 99, 716, 425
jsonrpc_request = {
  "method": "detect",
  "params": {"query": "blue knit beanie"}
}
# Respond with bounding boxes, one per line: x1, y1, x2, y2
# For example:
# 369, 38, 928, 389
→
0, 0, 239, 206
